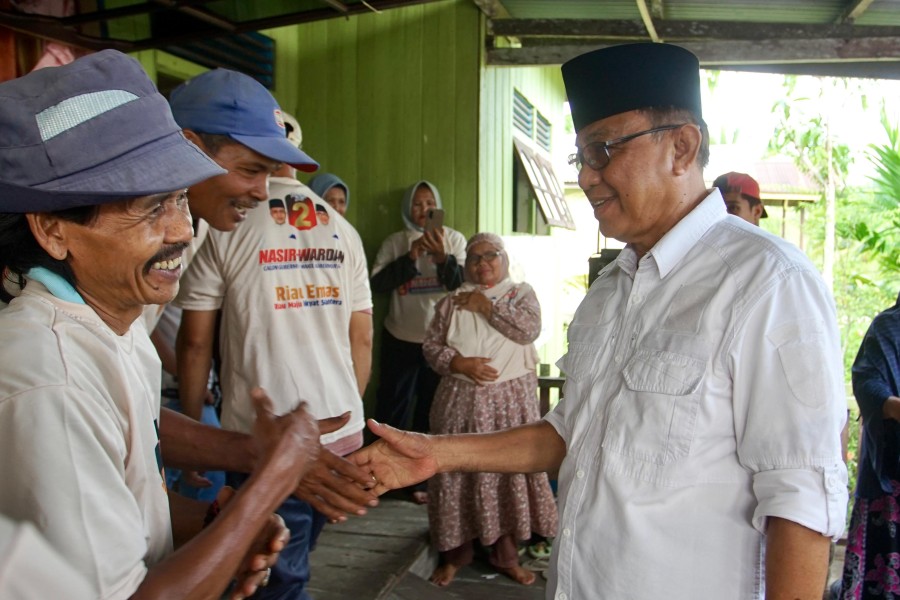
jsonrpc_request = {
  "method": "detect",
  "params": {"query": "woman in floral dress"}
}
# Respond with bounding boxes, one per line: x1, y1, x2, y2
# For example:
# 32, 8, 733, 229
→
422, 232, 558, 587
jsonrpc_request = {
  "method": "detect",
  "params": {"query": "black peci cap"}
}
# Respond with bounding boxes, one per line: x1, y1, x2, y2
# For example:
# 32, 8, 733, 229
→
562, 43, 703, 132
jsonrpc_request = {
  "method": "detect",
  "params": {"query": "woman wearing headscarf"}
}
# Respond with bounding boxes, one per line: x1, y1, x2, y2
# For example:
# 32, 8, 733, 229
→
422, 232, 558, 586
370, 180, 466, 503
309, 173, 350, 217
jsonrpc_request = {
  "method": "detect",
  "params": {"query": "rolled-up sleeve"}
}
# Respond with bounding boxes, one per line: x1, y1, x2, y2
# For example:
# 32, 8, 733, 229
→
731, 269, 849, 540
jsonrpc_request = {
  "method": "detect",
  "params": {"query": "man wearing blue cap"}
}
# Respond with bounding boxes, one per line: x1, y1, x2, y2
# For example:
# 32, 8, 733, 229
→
145, 69, 377, 523
144, 68, 319, 503
170, 72, 375, 600
0, 50, 327, 600
352, 43, 847, 599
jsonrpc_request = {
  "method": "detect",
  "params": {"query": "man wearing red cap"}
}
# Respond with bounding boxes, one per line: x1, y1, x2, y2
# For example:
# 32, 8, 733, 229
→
351, 42, 847, 600
714, 171, 768, 225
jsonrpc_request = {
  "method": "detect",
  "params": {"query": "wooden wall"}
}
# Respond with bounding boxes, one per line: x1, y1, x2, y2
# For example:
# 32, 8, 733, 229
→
261, 0, 482, 411
262, 0, 481, 261
129, 0, 575, 413
478, 63, 568, 234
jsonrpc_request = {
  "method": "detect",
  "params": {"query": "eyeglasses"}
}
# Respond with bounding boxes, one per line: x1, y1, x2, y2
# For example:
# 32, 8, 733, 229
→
465, 251, 502, 265
568, 124, 687, 171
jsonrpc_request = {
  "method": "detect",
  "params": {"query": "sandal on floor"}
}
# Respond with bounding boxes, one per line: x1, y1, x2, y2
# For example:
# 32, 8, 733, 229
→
521, 557, 550, 572
528, 540, 552, 559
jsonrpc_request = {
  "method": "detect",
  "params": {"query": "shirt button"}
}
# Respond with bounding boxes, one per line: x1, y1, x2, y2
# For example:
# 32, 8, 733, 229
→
563, 528, 571, 537
614, 355, 622, 364
576, 469, 585, 479
558, 594, 568, 600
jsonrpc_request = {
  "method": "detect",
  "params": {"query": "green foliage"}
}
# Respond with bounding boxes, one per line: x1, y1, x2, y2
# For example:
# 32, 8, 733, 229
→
802, 187, 893, 378
847, 109, 900, 276
768, 76, 856, 189
769, 76, 893, 383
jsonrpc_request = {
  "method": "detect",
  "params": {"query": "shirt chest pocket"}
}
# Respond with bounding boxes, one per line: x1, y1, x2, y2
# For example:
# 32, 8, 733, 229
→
603, 347, 707, 465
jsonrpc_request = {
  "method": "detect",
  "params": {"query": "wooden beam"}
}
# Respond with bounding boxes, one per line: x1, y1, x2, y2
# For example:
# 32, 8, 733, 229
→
634, 0, 660, 42
0, 9, 132, 51
472, 0, 510, 19
488, 18, 900, 40
0, 0, 445, 52
835, 0, 876, 24
486, 37, 900, 67
318, 0, 350, 14
159, 4, 237, 33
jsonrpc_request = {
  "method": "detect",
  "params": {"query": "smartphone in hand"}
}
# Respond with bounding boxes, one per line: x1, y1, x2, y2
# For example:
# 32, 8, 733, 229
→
425, 208, 444, 232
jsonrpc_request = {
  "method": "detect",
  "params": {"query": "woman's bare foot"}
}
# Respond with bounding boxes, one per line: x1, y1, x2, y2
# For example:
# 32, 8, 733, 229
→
429, 563, 461, 586
495, 564, 536, 586
411, 490, 429, 505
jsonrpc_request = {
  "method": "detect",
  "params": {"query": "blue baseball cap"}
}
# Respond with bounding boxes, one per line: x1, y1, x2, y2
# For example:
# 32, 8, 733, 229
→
169, 69, 319, 173
0, 50, 227, 213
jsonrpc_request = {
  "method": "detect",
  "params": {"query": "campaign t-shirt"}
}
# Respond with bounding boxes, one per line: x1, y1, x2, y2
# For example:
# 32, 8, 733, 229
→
175, 179, 371, 445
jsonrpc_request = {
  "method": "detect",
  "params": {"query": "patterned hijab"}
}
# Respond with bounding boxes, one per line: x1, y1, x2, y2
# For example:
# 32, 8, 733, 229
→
464, 232, 510, 285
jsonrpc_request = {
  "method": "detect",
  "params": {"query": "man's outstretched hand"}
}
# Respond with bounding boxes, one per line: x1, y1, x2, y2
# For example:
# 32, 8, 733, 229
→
349, 419, 439, 495
292, 413, 380, 522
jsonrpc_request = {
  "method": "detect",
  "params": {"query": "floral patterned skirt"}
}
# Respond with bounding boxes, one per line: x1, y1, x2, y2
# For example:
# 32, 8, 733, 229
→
840, 481, 900, 599
427, 372, 559, 552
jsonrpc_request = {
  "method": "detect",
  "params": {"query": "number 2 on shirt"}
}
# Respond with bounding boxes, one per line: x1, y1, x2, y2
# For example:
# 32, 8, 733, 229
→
289, 195, 318, 231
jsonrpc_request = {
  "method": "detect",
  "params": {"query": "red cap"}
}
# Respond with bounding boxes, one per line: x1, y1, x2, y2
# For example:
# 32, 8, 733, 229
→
713, 172, 767, 218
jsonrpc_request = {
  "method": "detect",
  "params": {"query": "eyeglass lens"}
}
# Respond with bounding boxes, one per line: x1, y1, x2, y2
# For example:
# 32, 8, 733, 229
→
568, 124, 687, 171
466, 251, 501, 265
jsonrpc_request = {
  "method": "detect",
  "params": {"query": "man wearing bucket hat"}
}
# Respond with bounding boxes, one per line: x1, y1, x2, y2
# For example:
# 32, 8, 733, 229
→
0, 50, 328, 600
352, 43, 847, 599
714, 171, 768, 225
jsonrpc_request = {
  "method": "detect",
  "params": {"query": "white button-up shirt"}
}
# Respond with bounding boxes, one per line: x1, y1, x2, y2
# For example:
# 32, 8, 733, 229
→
544, 190, 848, 599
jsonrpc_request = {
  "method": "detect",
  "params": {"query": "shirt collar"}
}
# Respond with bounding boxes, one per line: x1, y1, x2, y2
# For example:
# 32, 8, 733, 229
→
26, 267, 85, 304
648, 188, 726, 278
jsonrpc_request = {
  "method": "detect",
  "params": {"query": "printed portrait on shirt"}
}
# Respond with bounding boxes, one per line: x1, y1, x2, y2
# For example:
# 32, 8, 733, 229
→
268, 198, 287, 225
315, 203, 330, 226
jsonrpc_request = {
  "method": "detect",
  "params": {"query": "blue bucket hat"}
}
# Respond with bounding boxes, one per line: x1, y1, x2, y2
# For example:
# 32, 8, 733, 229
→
0, 50, 226, 214
169, 69, 319, 173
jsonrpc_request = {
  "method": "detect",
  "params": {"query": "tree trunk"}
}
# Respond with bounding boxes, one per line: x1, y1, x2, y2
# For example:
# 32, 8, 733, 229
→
823, 119, 836, 292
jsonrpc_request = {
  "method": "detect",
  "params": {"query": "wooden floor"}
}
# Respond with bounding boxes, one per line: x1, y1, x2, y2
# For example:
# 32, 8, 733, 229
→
308, 493, 546, 600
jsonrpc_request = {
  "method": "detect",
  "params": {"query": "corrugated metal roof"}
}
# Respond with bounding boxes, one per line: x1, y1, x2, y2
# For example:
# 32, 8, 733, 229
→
484, 0, 900, 78
4, 0, 900, 79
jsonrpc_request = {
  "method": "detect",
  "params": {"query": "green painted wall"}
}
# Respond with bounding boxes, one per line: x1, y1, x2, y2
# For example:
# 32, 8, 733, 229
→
261, 0, 482, 413
130, 1, 576, 414
478, 63, 575, 385
478, 65, 568, 234
262, 0, 481, 260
